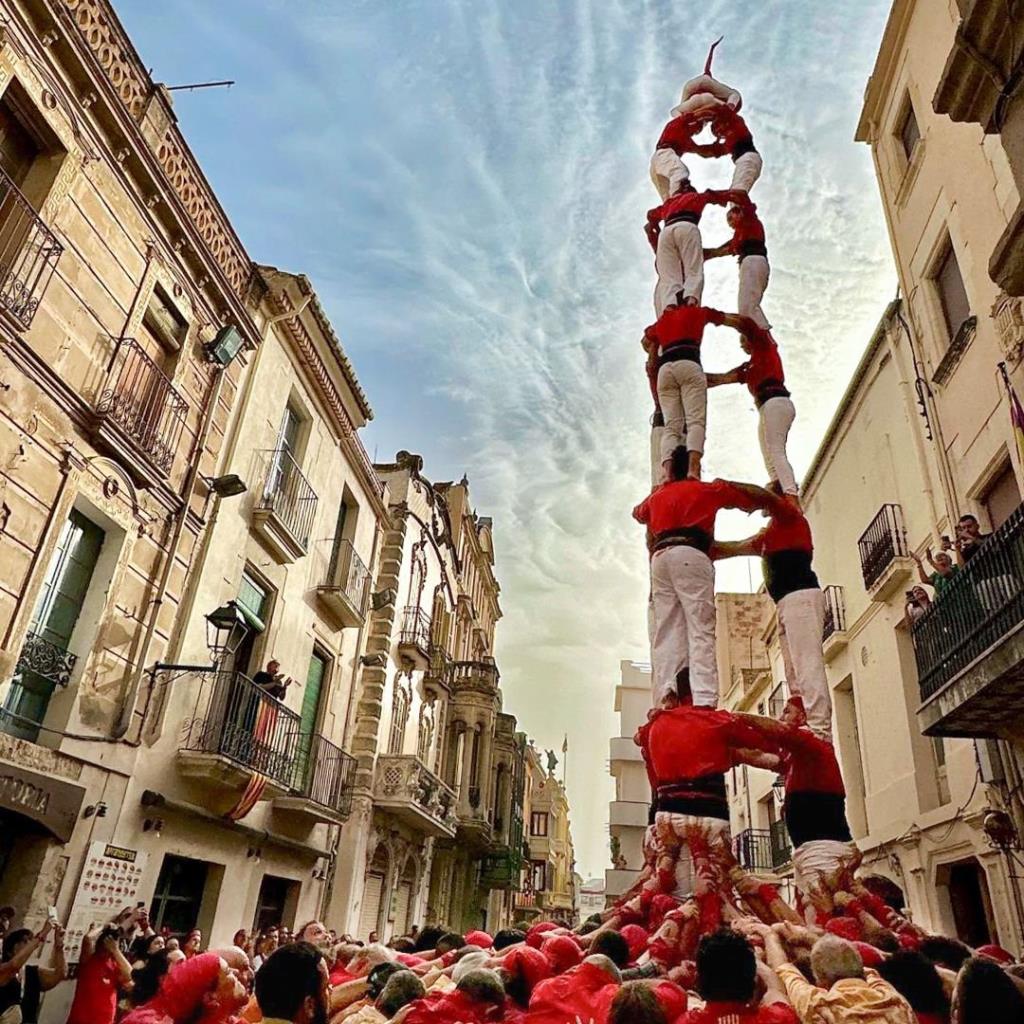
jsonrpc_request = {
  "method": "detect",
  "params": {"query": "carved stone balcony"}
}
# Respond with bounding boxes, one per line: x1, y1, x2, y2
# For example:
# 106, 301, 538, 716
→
858, 503, 912, 600
451, 659, 500, 698
314, 538, 371, 630
94, 337, 189, 487
253, 448, 318, 563
481, 846, 522, 891
0, 166, 62, 329
397, 606, 431, 671
373, 754, 457, 838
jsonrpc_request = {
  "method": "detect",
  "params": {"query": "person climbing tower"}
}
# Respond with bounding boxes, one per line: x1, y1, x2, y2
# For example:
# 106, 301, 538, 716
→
703, 192, 771, 329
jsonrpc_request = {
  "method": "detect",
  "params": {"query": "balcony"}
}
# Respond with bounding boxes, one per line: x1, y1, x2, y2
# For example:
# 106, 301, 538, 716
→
457, 786, 493, 850
481, 847, 522, 891
605, 867, 640, 900
0, 167, 62, 328
858, 503, 912, 599
177, 670, 300, 796
424, 644, 454, 691
914, 503, 1024, 738
0, 631, 78, 742
451, 660, 500, 697
397, 606, 431, 671
314, 538, 371, 630
94, 337, 189, 486
609, 800, 649, 830
609, 736, 643, 763
252, 449, 318, 563
275, 734, 356, 824
822, 585, 848, 661
733, 822, 792, 873
373, 753, 457, 838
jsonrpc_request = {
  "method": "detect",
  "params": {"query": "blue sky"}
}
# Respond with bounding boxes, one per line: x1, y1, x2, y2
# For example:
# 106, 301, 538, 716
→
117, 0, 896, 879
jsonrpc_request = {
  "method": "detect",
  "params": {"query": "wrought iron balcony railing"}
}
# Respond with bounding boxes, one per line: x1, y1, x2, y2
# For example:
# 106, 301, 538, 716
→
399, 606, 432, 652
822, 585, 846, 639
734, 824, 792, 872
770, 818, 792, 868
96, 338, 189, 475
322, 538, 371, 614
858, 503, 908, 589
14, 630, 77, 688
425, 644, 453, 686
295, 733, 356, 817
0, 167, 62, 328
257, 448, 318, 550
767, 683, 788, 720
913, 503, 1024, 700
179, 670, 301, 789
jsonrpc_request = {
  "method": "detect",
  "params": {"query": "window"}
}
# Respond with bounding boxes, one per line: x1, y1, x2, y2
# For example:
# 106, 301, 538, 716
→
530, 860, 547, 893
254, 874, 299, 932
388, 676, 410, 754
933, 241, 971, 342
531, 811, 549, 837
150, 854, 208, 934
980, 462, 1022, 531
138, 285, 188, 368
3, 510, 104, 741
897, 100, 920, 161
296, 649, 330, 787
833, 677, 867, 837
233, 569, 271, 676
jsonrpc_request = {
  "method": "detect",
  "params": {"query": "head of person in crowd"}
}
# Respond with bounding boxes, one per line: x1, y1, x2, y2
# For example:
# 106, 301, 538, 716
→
165, 936, 181, 953
668, 445, 689, 482
526, 922, 560, 949
465, 930, 493, 950
951, 955, 1024, 1024
608, 982, 669, 1024
347, 943, 396, 977
976, 943, 1015, 965
412, 925, 444, 953
366, 960, 405, 999
619, 925, 649, 963
810, 935, 866, 989
128, 950, 247, 1024
366, 930, 377, 944
694, 929, 757, 1005
780, 694, 808, 730
232, 929, 248, 950
920, 936, 974, 972
0, 907, 14, 936
876, 950, 949, 1019
452, 951, 491, 984
956, 514, 982, 543
541, 934, 583, 974
435, 932, 466, 956
389, 936, 416, 953
296, 921, 330, 951
376, 970, 425, 1018
589, 930, 631, 970
933, 550, 956, 576
128, 948, 173, 1007
1, 928, 33, 964
254, 942, 329, 1024
493, 929, 526, 951
455, 968, 506, 1008
499, 946, 551, 1007
183, 929, 203, 957
130, 934, 166, 964
582, 953, 623, 985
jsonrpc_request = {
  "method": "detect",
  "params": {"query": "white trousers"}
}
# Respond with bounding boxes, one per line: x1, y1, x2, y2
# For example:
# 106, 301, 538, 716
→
793, 840, 859, 925
650, 147, 689, 200
758, 396, 797, 495
730, 151, 763, 194
658, 360, 707, 461
651, 546, 718, 707
654, 222, 704, 316
651, 425, 664, 486
777, 587, 832, 740
738, 254, 770, 329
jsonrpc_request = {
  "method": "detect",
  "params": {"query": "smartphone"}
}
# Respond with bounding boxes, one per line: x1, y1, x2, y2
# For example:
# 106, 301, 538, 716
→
47, 906, 58, 924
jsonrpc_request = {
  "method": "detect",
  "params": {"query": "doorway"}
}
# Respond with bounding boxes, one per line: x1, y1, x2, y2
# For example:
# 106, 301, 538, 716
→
942, 858, 995, 948
151, 854, 209, 935
254, 874, 299, 932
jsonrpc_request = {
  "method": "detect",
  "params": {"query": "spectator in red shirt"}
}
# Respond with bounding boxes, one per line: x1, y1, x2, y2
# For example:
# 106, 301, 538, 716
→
646, 186, 734, 315
66, 923, 133, 1024
679, 929, 799, 1023
708, 108, 762, 194
704, 193, 771, 329
714, 499, 832, 739
526, 955, 621, 1024
404, 969, 506, 1024
634, 451, 782, 706
706, 318, 795, 498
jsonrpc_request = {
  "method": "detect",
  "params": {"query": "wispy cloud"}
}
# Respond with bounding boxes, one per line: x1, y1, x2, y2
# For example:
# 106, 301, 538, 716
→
119, 0, 895, 876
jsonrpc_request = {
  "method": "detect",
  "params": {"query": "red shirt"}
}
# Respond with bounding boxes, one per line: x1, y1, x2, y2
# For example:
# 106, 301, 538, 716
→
636, 705, 765, 784
728, 199, 767, 253
633, 478, 764, 540
648, 189, 731, 226
527, 961, 619, 1024
777, 726, 846, 796
657, 115, 703, 154
712, 109, 754, 151
753, 508, 812, 557
67, 952, 122, 1024
645, 305, 725, 351
681, 1002, 800, 1023
736, 325, 786, 398
402, 990, 504, 1024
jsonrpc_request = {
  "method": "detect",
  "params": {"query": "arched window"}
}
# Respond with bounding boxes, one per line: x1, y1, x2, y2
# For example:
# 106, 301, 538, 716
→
388, 676, 411, 754
417, 702, 434, 762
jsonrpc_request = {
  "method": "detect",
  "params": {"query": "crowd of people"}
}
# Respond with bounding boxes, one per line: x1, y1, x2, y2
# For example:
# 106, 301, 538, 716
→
3, 902, 1022, 1024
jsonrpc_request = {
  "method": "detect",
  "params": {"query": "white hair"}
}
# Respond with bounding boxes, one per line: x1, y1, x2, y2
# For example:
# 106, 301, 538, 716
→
810, 936, 864, 988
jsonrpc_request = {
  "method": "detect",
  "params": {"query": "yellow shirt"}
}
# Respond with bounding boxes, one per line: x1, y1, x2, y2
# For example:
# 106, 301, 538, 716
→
776, 964, 916, 1024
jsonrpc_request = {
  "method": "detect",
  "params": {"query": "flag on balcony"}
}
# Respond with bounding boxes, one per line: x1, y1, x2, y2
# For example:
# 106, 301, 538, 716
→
226, 772, 267, 820
999, 363, 1024, 468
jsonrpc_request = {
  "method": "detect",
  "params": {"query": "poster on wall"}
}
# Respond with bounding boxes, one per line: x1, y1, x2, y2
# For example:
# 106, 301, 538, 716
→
64, 841, 148, 963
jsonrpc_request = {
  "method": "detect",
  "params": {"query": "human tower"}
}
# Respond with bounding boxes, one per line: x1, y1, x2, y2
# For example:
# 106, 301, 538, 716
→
609, 42, 929, 970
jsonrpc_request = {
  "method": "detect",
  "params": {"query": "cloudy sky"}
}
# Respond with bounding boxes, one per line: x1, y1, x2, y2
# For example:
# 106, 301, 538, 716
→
119, 0, 897, 878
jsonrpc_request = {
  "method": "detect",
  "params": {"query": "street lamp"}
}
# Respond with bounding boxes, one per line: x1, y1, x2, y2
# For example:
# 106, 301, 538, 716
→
205, 602, 249, 664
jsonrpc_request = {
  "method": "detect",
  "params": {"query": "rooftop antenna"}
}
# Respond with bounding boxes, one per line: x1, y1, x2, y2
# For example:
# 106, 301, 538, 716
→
166, 80, 236, 93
